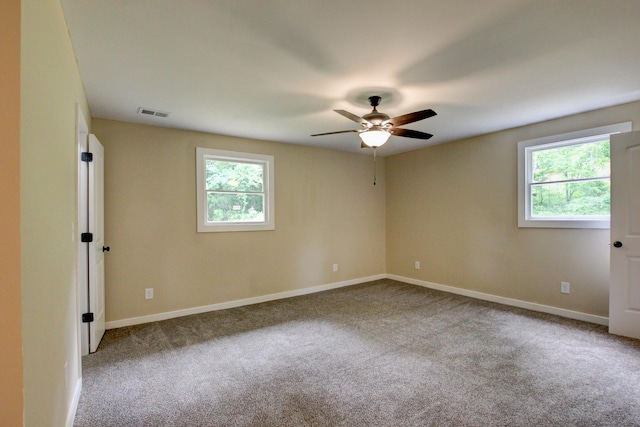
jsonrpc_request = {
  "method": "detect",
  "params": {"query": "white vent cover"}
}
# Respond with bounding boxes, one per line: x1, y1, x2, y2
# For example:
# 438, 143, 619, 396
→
137, 107, 170, 118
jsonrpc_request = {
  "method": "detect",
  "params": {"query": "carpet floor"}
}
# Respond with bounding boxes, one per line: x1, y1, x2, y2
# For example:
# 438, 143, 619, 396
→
74, 279, 640, 426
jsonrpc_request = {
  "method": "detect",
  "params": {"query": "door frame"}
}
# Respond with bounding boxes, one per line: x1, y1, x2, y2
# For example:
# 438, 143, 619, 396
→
76, 106, 90, 356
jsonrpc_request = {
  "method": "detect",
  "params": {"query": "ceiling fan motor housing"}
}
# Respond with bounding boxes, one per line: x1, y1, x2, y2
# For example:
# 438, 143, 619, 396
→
363, 96, 390, 126
363, 112, 390, 126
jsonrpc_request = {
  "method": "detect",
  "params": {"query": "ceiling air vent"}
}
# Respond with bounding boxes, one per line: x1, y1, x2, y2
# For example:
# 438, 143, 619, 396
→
137, 107, 170, 118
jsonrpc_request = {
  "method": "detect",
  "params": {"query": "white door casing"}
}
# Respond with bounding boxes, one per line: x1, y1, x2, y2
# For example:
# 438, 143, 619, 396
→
88, 134, 106, 352
77, 109, 89, 356
610, 130, 640, 340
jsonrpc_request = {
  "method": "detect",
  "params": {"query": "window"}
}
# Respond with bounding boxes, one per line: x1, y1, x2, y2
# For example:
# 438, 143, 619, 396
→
196, 148, 274, 232
518, 122, 631, 229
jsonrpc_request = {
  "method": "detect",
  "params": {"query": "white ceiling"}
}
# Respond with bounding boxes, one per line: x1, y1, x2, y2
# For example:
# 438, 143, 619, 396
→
61, 0, 640, 156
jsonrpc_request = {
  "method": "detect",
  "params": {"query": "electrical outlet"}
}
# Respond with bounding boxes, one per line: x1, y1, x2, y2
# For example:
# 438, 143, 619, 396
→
561, 282, 570, 294
415, 261, 421, 270
333, 263, 338, 272
145, 288, 154, 299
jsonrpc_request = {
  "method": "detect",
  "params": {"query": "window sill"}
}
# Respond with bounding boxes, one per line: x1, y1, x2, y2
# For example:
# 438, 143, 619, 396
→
518, 218, 610, 229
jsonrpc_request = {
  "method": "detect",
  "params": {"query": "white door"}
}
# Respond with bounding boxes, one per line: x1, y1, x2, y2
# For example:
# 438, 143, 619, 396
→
610, 130, 640, 339
88, 134, 106, 352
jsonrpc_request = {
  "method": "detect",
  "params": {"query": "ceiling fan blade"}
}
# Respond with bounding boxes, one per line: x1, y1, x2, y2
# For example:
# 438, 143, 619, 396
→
384, 109, 436, 127
390, 128, 433, 140
310, 129, 360, 137
334, 109, 372, 126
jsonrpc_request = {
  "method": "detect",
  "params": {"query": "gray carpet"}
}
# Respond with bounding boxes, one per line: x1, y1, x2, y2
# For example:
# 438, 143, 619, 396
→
74, 279, 640, 426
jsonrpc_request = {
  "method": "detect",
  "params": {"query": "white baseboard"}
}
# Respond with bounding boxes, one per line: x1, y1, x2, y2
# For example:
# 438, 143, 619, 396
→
106, 274, 387, 329
106, 273, 608, 330
388, 274, 609, 326
66, 378, 82, 427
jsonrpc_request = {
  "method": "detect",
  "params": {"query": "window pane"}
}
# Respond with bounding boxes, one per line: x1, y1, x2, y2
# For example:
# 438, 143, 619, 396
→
205, 160, 264, 192
531, 179, 610, 217
207, 193, 265, 222
532, 140, 609, 183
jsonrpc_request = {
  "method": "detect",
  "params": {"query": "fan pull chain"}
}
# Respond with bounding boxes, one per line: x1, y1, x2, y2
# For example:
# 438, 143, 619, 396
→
373, 147, 377, 185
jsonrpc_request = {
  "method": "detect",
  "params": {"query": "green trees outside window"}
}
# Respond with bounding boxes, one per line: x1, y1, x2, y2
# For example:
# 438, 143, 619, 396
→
205, 159, 265, 222
530, 140, 609, 217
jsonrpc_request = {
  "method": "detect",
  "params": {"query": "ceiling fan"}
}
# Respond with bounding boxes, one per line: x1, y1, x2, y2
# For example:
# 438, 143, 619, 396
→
311, 96, 436, 148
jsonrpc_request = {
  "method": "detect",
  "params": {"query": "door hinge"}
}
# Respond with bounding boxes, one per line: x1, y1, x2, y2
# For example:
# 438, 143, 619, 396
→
81, 152, 93, 162
82, 312, 94, 323
81, 232, 93, 242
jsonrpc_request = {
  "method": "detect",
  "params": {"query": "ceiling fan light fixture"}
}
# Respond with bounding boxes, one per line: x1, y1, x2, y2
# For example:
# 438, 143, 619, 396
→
359, 129, 391, 148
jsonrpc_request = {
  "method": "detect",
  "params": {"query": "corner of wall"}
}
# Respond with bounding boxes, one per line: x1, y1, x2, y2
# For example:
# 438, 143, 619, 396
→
0, 0, 24, 426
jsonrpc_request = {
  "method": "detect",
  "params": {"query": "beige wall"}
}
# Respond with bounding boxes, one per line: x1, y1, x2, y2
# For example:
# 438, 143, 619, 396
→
20, 0, 91, 425
96, 101, 640, 324
92, 119, 386, 323
1, 0, 23, 425
386, 101, 640, 317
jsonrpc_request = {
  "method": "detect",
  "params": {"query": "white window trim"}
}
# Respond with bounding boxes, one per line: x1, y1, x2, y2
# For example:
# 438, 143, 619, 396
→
196, 147, 275, 232
517, 122, 631, 229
